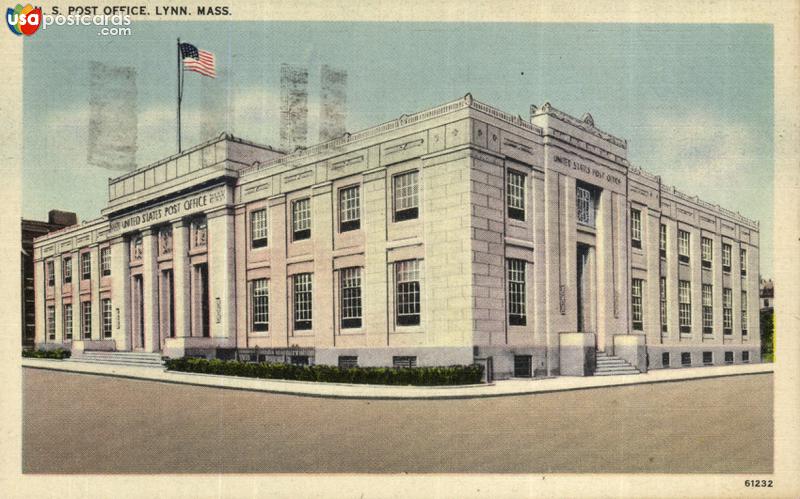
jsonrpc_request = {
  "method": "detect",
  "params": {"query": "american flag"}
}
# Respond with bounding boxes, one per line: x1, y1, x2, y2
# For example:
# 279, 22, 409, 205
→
180, 42, 216, 78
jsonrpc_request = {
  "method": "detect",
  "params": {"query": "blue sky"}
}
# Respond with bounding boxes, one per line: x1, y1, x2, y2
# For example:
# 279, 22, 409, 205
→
22, 22, 773, 275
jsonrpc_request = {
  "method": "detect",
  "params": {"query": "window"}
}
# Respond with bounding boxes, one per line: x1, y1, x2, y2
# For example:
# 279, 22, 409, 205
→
100, 247, 111, 276
393, 171, 419, 221
339, 185, 361, 232
250, 209, 268, 248
741, 291, 748, 336
723, 288, 733, 335
506, 170, 526, 221
81, 252, 91, 280
340, 267, 362, 328
507, 259, 527, 326
725, 351, 734, 364
396, 259, 421, 326
678, 230, 690, 264
740, 248, 747, 276
63, 257, 72, 284
338, 356, 358, 369
681, 352, 691, 366
742, 351, 750, 363
393, 356, 417, 368
81, 301, 92, 339
703, 351, 713, 365
290, 355, 309, 366
660, 278, 668, 333
702, 284, 713, 334
63, 304, 73, 340
293, 273, 312, 330
630, 209, 642, 249
46, 305, 55, 340
659, 224, 667, 258
662, 352, 670, 368
678, 280, 692, 333
251, 278, 269, 332
576, 185, 595, 227
514, 355, 533, 377
722, 243, 732, 272
631, 278, 644, 330
701, 237, 713, 269
102, 298, 112, 338
191, 217, 207, 248
46, 261, 54, 287
292, 199, 311, 241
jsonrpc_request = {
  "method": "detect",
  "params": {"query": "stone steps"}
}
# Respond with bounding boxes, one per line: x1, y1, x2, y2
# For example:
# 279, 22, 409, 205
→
70, 351, 164, 368
594, 352, 640, 376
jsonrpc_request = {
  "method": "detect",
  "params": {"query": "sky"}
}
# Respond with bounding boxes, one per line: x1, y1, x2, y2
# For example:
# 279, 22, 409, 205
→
22, 22, 774, 275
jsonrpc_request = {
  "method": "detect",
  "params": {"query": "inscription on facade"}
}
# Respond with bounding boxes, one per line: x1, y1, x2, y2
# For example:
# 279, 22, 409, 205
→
108, 186, 227, 236
553, 155, 622, 186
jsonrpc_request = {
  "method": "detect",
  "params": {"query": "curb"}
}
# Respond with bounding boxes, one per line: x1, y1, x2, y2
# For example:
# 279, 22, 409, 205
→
21, 358, 774, 400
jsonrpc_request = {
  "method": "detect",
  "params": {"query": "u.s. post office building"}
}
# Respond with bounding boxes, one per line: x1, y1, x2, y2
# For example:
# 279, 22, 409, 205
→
33, 94, 760, 379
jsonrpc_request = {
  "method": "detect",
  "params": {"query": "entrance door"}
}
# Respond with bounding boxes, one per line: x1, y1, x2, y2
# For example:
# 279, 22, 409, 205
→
160, 269, 174, 350
192, 263, 210, 338
132, 275, 144, 350
576, 244, 596, 338
577, 245, 588, 332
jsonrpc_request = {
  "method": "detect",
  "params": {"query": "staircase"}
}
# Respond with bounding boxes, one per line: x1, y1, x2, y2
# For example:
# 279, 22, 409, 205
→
70, 351, 164, 368
594, 351, 640, 376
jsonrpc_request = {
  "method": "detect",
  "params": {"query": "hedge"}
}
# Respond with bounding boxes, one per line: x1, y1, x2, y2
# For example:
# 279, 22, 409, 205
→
165, 357, 484, 386
22, 348, 71, 360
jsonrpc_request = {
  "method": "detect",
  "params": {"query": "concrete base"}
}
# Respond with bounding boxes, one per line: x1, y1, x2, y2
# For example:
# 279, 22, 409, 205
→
646, 344, 760, 369
613, 334, 647, 373
163, 336, 235, 359
71, 340, 116, 353
315, 346, 473, 368
559, 332, 596, 376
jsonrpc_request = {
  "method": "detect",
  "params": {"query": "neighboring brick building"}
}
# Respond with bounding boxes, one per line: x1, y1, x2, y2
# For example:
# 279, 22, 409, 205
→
32, 95, 760, 378
22, 210, 77, 347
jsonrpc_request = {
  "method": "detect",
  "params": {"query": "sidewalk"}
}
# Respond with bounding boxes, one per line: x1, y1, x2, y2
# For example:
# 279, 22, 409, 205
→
21, 358, 773, 400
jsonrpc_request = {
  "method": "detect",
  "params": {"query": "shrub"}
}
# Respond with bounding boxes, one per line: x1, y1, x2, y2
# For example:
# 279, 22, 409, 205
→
22, 348, 71, 360
165, 357, 484, 386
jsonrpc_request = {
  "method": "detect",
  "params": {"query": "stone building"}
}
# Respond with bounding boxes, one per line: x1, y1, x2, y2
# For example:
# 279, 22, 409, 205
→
22, 210, 77, 348
33, 95, 760, 378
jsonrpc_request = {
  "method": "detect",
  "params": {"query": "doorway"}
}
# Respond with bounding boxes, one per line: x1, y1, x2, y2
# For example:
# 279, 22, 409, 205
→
576, 244, 597, 337
132, 274, 144, 350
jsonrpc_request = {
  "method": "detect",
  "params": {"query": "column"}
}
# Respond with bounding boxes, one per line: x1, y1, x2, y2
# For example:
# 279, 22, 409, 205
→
172, 220, 191, 338
312, 183, 335, 348
595, 186, 615, 352
268, 196, 288, 348
89, 246, 101, 340
142, 229, 160, 352
33, 259, 45, 347
71, 252, 81, 345
363, 169, 388, 348
644, 210, 661, 345
712, 230, 724, 343
110, 238, 129, 350
208, 206, 236, 345
731, 239, 743, 343
53, 256, 63, 343
665, 218, 679, 342
690, 225, 702, 346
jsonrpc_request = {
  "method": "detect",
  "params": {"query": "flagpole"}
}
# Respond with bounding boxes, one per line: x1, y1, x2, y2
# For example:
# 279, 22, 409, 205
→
177, 37, 182, 153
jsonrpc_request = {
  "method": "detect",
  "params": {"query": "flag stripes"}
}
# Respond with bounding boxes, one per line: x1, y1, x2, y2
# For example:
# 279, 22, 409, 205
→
180, 42, 216, 78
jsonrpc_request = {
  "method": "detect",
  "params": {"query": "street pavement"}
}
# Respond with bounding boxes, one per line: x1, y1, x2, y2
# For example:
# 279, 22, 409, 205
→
22, 368, 773, 473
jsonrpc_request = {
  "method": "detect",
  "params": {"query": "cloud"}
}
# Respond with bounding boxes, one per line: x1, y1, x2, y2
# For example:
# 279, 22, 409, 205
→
633, 111, 760, 206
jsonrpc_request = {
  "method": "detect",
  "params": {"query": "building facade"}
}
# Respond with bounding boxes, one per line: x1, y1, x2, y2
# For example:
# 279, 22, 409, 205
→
33, 95, 761, 378
22, 210, 77, 348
